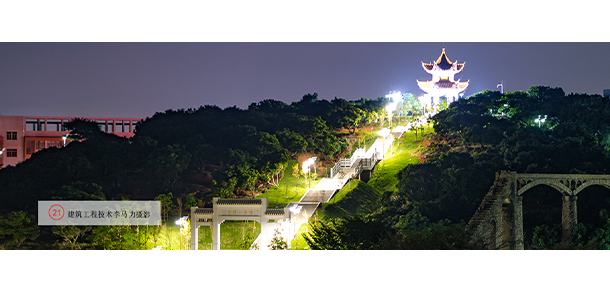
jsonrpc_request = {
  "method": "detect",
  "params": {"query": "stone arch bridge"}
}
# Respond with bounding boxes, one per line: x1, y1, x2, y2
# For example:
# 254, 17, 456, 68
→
468, 171, 610, 249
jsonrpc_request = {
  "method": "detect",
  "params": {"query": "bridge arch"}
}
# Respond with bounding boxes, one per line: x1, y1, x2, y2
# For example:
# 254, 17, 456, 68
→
469, 171, 610, 249
573, 181, 610, 196
517, 179, 572, 197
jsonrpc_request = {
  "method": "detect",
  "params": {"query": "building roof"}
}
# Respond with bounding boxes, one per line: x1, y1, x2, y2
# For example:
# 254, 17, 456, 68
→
436, 79, 456, 89
417, 79, 469, 91
421, 48, 465, 73
216, 199, 262, 205
194, 208, 213, 214
436, 48, 453, 70
265, 209, 285, 216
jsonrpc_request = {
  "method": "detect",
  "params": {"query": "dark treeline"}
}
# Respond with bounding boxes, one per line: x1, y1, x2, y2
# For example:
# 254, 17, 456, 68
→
305, 86, 610, 249
0, 93, 391, 249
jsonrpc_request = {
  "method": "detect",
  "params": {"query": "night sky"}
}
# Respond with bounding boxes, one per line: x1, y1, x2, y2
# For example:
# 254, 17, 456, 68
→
1, 42, 609, 119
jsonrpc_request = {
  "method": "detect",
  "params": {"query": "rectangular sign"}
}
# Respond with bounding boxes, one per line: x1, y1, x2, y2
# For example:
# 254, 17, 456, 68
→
38, 201, 161, 225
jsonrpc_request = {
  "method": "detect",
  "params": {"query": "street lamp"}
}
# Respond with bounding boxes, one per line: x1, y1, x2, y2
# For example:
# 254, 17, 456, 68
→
535, 115, 547, 128
378, 128, 391, 159
62, 133, 69, 147
497, 81, 503, 94
175, 216, 188, 250
385, 91, 402, 126
302, 157, 317, 189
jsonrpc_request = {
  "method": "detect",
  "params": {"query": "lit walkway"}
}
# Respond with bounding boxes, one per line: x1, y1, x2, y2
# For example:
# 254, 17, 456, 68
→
253, 122, 420, 249
298, 124, 410, 204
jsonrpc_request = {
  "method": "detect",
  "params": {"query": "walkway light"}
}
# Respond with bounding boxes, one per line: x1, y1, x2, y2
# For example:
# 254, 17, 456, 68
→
289, 204, 302, 214
175, 216, 189, 250
378, 128, 391, 159
385, 91, 402, 130
302, 157, 317, 189
535, 115, 547, 128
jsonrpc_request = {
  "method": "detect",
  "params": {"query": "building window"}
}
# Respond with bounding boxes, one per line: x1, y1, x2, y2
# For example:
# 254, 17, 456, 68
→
7, 131, 17, 140
36, 141, 45, 150
6, 149, 17, 157
48, 141, 62, 148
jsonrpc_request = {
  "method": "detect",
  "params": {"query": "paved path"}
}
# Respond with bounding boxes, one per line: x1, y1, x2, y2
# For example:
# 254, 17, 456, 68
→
271, 123, 416, 248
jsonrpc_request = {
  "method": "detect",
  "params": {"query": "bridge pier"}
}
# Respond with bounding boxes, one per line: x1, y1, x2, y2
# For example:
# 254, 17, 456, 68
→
513, 196, 524, 250
561, 195, 578, 244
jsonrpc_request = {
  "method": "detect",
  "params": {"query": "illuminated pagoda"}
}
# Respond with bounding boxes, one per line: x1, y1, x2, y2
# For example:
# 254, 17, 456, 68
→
417, 48, 469, 106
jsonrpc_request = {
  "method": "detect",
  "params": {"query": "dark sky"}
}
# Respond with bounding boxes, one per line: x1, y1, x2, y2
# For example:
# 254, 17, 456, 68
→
1, 42, 609, 119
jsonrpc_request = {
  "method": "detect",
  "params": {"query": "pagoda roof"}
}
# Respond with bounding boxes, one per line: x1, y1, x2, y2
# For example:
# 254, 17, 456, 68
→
422, 48, 465, 73
417, 79, 469, 91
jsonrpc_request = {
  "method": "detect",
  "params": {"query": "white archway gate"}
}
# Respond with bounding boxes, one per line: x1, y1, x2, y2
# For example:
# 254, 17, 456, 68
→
190, 197, 305, 250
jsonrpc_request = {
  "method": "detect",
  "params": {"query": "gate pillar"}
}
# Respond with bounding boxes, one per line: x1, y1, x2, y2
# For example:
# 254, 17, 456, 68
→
191, 225, 199, 250
212, 221, 221, 250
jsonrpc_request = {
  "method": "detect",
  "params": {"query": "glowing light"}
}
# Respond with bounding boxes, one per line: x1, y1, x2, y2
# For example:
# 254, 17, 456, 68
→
534, 115, 547, 127
385, 91, 403, 102
385, 102, 397, 114
289, 204, 302, 214
302, 157, 317, 174
175, 216, 188, 226
378, 128, 391, 138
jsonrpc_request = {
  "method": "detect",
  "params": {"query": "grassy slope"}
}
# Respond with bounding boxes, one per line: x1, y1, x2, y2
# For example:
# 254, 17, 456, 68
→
316, 129, 427, 222
366, 130, 423, 194
317, 180, 381, 220
257, 160, 320, 208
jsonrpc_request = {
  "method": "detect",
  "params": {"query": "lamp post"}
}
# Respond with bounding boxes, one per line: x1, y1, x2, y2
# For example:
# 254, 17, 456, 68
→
385, 91, 402, 127
378, 128, 390, 159
385, 102, 398, 130
302, 157, 317, 189
497, 81, 503, 94
535, 115, 546, 128
175, 216, 188, 250
302, 161, 310, 189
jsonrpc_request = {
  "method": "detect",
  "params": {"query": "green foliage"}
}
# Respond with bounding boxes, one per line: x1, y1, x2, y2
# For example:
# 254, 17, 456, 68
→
154, 193, 175, 222
88, 225, 161, 250
529, 224, 560, 250
185, 193, 198, 209
0, 211, 40, 248
52, 226, 91, 249
304, 217, 390, 250
268, 229, 289, 250
146, 144, 192, 189
52, 181, 106, 201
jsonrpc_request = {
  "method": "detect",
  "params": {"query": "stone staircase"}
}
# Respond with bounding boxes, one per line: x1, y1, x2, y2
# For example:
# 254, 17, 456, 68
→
467, 173, 509, 232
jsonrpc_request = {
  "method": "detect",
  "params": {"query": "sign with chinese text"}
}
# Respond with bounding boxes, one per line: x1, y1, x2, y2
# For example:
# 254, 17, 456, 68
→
38, 201, 161, 225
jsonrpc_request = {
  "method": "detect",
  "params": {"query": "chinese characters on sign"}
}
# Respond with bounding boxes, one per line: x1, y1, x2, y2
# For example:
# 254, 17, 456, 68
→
67, 210, 152, 219
38, 201, 161, 226
226, 210, 255, 215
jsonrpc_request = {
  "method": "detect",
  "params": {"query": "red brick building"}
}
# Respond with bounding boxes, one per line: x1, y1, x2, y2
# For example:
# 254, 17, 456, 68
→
0, 115, 142, 168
